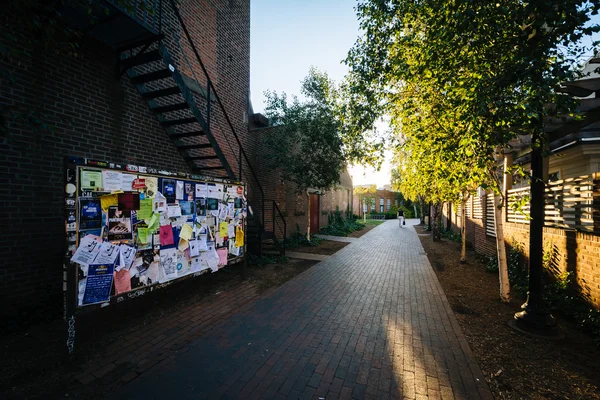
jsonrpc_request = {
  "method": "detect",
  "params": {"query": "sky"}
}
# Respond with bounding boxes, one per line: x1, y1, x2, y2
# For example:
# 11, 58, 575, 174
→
249, 0, 392, 188
250, 3, 600, 189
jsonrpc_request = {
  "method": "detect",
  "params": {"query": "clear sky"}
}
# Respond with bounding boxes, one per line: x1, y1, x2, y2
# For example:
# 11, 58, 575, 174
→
250, 3, 600, 189
249, 0, 391, 187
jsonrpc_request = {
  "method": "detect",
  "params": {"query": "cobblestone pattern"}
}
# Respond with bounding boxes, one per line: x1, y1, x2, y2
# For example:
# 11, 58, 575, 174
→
111, 220, 491, 399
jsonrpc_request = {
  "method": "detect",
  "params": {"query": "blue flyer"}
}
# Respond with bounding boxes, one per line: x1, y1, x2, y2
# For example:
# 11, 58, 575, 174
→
82, 263, 115, 305
79, 198, 102, 230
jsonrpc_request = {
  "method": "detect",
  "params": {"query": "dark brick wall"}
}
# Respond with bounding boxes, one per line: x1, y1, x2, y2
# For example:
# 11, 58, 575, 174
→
0, 0, 251, 328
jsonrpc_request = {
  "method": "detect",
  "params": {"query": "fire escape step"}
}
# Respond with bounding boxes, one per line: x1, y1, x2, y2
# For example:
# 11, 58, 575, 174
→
160, 117, 197, 127
151, 102, 190, 114
177, 143, 213, 151
168, 131, 204, 139
194, 166, 225, 170
120, 49, 162, 69
184, 155, 219, 161
131, 69, 172, 84
141, 87, 181, 99
117, 34, 165, 52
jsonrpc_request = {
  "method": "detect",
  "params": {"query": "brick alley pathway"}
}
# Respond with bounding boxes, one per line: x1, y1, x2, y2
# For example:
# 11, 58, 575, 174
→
111, 220, 492, 399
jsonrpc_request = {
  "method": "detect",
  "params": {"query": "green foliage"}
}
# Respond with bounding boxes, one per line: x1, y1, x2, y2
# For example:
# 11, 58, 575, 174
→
441, 228, 461, 243
346, 0, 599, 206
319, 211, 364, 236
263, 69, 384, 193
483, 242, 600, 341
284, 232, 323, 249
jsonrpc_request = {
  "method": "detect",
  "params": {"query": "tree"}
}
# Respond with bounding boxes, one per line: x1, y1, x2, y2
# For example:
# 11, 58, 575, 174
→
353, 184, 377, 221
346, 0, 599, 309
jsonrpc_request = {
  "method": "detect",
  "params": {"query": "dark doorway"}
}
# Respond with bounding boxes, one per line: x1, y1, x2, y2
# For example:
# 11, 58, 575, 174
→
310, 193, 320, 234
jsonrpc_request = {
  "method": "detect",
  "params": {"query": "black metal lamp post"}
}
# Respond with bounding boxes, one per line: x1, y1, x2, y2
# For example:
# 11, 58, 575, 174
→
512, 126, 558, 334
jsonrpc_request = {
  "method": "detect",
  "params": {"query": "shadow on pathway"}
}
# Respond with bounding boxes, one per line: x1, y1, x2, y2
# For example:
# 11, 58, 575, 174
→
109, 220, 491, 399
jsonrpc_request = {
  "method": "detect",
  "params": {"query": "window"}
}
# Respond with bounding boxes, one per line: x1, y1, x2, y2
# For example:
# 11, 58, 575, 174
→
380, 198, 384, 212
370, 198, 375, 210
387, 199, 391, 210
394, 199, 398, 206
548, 171, 560, 182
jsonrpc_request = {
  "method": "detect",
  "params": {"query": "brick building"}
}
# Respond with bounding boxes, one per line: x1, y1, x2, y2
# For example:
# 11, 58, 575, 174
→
352, 186, 402, 217
0, 0, 350, 327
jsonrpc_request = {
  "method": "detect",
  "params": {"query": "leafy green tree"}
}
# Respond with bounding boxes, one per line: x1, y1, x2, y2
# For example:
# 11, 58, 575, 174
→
262, 68, 346, 239
353, 184, 377, 221
346, 0, 599, 306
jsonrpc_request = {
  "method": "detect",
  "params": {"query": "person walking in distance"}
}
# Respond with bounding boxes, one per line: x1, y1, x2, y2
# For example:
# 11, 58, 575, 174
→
397, 208, 405, 228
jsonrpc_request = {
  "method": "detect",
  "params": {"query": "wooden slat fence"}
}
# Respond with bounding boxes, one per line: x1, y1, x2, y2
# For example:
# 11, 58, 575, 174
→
486, 194, 496, 237
473, 195, 484, 220
506, 173, 600, 233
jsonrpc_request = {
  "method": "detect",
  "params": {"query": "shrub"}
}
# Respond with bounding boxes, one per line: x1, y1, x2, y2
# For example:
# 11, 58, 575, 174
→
441, 228, 461, 243
319, 210, 365, 236
284, 231, 323, 248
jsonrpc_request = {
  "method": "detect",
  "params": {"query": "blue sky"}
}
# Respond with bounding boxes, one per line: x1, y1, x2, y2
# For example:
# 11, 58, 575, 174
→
250, 0, 358, 113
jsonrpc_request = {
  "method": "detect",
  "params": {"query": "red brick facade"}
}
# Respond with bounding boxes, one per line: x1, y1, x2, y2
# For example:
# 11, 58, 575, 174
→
352, 188, 401, 216
0, 0, 252, 326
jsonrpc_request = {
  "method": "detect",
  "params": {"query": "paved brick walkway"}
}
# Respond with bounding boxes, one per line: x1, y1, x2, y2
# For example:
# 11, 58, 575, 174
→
111, 220, 491, 399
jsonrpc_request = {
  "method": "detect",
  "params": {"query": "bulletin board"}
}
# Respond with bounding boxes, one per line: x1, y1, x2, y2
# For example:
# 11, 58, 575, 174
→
63, 156, 246, 318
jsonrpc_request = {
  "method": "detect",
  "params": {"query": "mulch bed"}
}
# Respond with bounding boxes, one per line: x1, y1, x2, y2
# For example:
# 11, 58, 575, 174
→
415, 225, 600, 400
293, 239, 349, 255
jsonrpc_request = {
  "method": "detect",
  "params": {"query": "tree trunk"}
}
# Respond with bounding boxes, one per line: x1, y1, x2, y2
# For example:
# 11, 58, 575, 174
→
419, 196, 425, 224
306, 191, 311, 241
432, 202, 442, 241
461, 197, 467, 263
493, 194, 511, 303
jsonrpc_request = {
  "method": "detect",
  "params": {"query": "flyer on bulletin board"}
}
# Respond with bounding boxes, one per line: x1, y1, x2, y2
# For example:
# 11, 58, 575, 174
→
70, 159, 247, 310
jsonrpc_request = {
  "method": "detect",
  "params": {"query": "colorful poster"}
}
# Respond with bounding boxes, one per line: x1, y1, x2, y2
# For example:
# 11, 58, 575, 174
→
114, 269, 132, 294
82, 263, 114, 305
217, 248, 228, 267
79, 198, 102, 230
159, 225, 174, 246
100, 193, 119, 212
162, 179, 177, 203
145, 177, 158, 198
195, 198, 206, 216
94, 242, 120, 265
179, 201, 194, 216
206, 198, 218, 212
235, 226, 244, 247
118, 193, 140, 211
71, 234, 103, 266
206, 183, 222, 199
176, 180, 184, 200
234, 197, 242, 209
159, 248, 178, 282
180, 224, 193, 241
219, 221, 228, 237
81, 170, 102, 190
121, 174, 136, 191
102, 170, 122, 192
153, 192, 167, 213
137, 198, 153, 220
176, 252, 191, 277
185, 183, 194, 201
107, 207, 132, 240
195, 183, 207, 198
119, 244, 136, 269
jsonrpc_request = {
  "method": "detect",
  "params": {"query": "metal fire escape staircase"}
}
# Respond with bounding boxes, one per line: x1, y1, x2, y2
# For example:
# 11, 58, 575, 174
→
61, 0, 286, 256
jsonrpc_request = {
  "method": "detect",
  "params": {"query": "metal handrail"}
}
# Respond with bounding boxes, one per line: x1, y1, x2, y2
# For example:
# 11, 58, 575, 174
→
166, 0, 265, 231
272, 200, 287, 255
